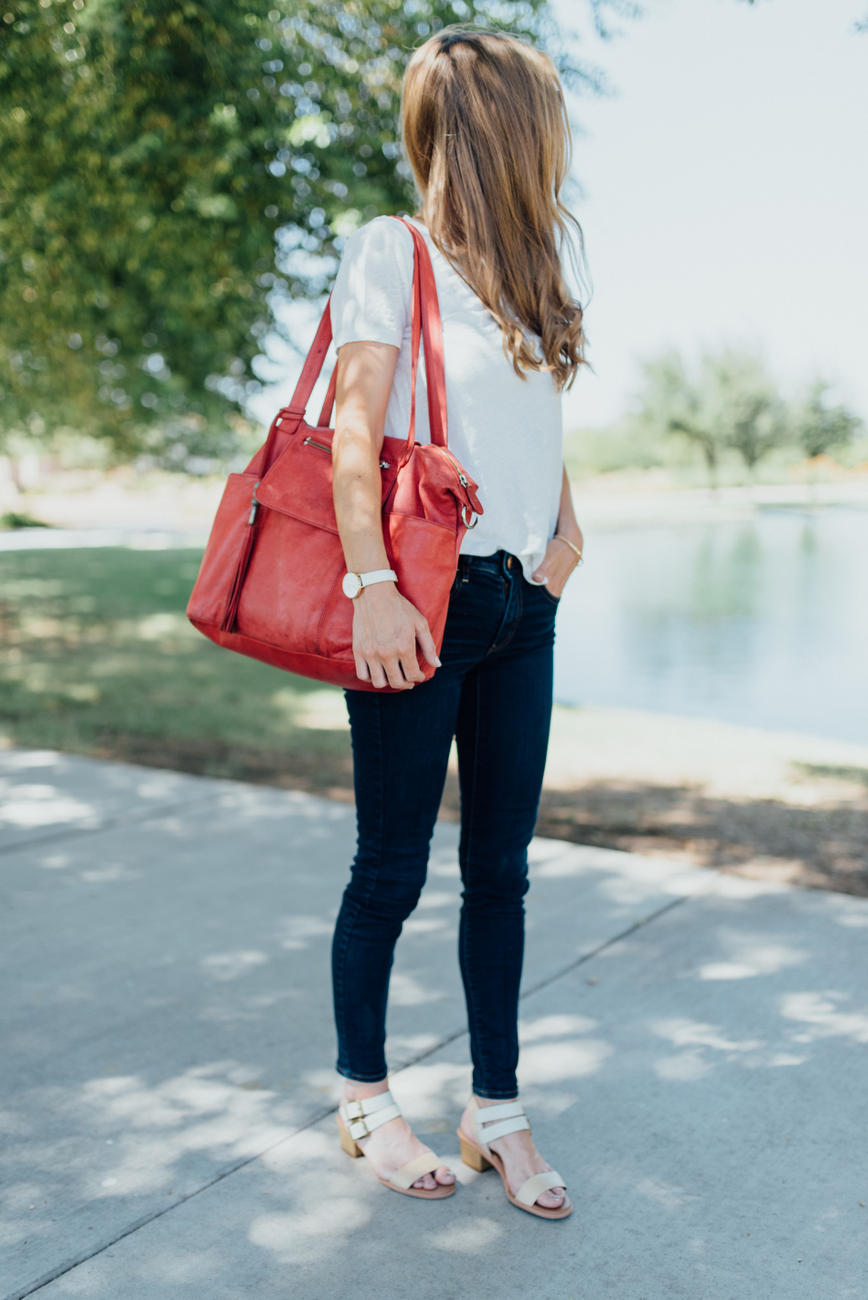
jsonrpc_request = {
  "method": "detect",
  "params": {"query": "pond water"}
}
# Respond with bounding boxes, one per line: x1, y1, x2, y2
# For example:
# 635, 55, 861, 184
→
554, 504, 868, 745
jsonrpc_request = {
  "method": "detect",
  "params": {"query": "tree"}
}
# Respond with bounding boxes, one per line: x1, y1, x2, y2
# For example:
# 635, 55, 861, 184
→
631, 348, 787, 485
631, 351, 726, 486
706, 349, 787, 475
0, 0, 610, 465
791, 381, 863, 462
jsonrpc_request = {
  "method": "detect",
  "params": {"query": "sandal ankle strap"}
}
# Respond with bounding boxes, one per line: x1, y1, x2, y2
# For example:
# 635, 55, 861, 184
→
339, 1089, 402, 1141
472, 1098, 531, 1145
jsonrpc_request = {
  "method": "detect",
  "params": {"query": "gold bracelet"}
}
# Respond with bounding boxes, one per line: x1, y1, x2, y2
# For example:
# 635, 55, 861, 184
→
554, 534, 583, 565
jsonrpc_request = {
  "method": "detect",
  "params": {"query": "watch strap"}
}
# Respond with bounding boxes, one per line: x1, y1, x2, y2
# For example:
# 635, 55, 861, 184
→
359, 569, 397, 589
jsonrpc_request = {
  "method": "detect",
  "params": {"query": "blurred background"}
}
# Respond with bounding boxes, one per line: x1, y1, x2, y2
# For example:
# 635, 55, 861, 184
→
1, 0, 866, 892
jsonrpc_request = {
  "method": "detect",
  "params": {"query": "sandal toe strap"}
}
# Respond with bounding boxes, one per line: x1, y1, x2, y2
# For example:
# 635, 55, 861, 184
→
389, 1152, 448, 1191
515, 1170, 567, 1207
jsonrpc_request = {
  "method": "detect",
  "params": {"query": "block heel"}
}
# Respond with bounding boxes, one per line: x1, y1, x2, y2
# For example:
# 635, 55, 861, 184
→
339, 1122, 363, 1158
459, 1135, 492, 1172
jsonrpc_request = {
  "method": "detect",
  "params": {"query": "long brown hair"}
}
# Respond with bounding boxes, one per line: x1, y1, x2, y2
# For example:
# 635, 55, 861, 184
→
401, 27, 587, 392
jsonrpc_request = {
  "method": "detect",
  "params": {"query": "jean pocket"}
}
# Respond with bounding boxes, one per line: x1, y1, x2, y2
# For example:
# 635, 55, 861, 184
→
538, 584, 561, 606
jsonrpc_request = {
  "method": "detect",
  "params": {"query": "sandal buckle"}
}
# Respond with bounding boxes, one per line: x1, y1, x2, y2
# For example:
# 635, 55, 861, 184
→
347, 1117, 370, 1139
343, 1100, 366, 1121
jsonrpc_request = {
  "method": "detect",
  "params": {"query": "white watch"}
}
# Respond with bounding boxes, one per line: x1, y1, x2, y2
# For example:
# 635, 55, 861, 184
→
342, 569, 398, 599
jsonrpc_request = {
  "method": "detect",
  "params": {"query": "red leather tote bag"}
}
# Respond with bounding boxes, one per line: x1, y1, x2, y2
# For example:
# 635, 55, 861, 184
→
186, 217, 483, 691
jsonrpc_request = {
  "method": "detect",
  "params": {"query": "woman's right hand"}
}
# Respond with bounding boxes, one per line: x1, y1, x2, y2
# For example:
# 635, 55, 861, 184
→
353, 582, 441, 689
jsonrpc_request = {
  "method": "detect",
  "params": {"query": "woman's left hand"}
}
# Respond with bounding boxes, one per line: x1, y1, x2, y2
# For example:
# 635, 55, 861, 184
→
531, 530, 583, 600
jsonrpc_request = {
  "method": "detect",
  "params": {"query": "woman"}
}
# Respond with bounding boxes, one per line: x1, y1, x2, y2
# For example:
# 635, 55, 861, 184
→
329, 27, 585, 1218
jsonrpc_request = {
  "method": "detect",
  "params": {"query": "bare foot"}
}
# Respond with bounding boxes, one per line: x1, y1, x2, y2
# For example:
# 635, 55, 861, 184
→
459, 1096, 569, 1212
344, 1080, 455, 1191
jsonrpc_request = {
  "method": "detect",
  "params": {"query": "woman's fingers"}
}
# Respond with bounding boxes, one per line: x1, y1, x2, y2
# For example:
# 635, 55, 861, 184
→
363, 650, 421, 690
532, 551, 555, 585
385, 653, 415, 689
393, 634, 423, 686
368, 659, 391, 689
399, 649, 425, 685
354, 654, 371, 683
355, 643, 412, 689
532, 558, 554, 587
358, 649, 429, 689
415, 616, 441, 669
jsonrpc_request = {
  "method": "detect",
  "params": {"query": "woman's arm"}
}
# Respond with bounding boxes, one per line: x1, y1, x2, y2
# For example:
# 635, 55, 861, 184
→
531, 466, 584, 598
332, 339, 440, 689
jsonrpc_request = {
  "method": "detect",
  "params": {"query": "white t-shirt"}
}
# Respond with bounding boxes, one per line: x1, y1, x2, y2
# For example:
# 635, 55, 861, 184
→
329, 216, 563, 582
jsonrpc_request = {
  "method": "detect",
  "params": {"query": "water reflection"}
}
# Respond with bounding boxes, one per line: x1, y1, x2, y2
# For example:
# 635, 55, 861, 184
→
555, 505, 868, 744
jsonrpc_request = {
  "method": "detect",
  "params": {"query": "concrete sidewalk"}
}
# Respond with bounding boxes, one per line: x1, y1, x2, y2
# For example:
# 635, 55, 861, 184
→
1, 749, 866, 1299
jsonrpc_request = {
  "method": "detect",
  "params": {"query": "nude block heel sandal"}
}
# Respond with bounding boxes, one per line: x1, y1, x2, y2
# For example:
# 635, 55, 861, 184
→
338, 1090, 456, 1200
458, 1097, 571, 1219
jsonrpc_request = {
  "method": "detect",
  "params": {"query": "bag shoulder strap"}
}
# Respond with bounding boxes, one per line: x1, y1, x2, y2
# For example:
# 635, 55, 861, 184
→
259, 215, 447, 473
392, 217, 447, 449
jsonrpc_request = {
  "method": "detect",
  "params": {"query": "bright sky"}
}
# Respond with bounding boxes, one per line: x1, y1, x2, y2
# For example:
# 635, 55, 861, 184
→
554, 0, 868, 431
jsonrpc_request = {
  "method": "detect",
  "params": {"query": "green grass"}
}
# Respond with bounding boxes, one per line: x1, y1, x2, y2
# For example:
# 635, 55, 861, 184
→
0, 547, 353, 792
4, 546, 864, 897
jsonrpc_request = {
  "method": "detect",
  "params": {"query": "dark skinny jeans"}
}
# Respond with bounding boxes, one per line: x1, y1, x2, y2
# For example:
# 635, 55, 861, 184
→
331, 550, 558, 1099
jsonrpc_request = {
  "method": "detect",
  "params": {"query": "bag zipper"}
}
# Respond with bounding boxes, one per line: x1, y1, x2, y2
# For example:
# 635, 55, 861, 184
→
441, 448, 470, 491
305, 435, 389, 470
304, 436, 332, 454
440, 449, 478, 524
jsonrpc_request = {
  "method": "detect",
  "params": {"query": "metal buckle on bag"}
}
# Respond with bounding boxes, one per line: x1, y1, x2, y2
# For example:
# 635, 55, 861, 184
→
461, 505, 478, 529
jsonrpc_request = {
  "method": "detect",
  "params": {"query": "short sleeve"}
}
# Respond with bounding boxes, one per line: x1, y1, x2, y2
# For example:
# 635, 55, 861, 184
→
330, 216, 415, 349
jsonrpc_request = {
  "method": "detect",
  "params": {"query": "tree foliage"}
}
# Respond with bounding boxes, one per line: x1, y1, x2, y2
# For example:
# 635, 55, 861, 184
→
0, 0, 607, 463
791, 381, 863, 461
631, 349, 864, 484
632, 349, 788, 485
703, 350, 787, 473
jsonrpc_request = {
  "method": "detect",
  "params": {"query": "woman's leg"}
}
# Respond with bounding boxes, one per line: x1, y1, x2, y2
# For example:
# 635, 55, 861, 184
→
455, 618, 554, 1098
331, 665, 466, 1191
455, 577, 568, 1209
332, 671, 463, 1083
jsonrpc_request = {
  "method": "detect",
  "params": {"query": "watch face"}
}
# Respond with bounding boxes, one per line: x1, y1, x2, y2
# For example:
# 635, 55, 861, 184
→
342, 572, 362, 599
